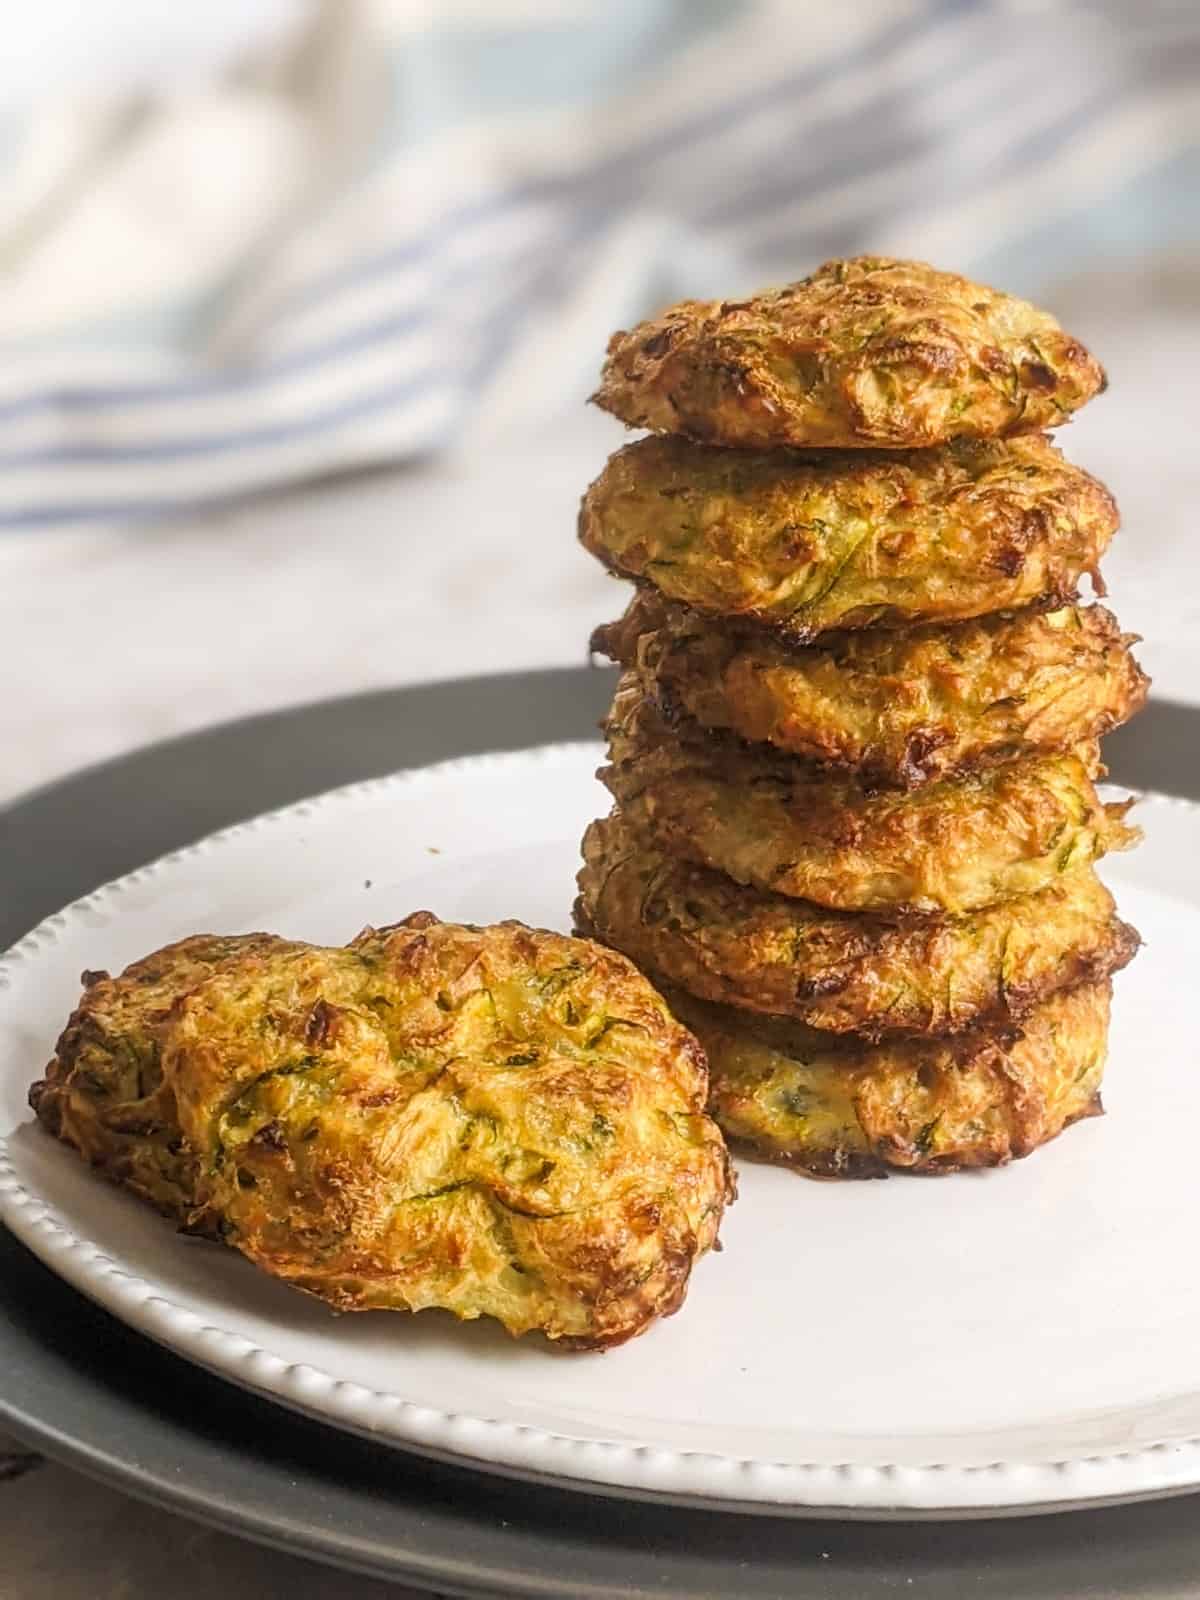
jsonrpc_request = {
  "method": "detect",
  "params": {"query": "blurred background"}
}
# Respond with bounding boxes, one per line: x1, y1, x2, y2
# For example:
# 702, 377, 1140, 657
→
2, 0, 1198, 806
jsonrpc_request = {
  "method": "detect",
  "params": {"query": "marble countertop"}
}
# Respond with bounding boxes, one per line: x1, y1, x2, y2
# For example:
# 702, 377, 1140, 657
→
0, 410, 624, 810
2, 262, 1198, 1595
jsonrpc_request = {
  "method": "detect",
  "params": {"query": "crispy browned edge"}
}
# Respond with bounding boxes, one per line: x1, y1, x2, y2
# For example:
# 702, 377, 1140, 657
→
588, 596, 1151, 790
573, 889, 1141, 1044
721, 1093, 1104, 1182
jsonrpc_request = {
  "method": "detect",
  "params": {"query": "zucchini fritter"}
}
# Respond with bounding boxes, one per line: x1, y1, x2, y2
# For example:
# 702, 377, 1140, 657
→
29, 933, 289, 1222
594, 591, 1147, 789
580, 433, 1116, 640
30, 916, 733, 1350
601, 678, 1137, 916
667, 983, 1110, 1177
594, 256, 1105, 450
575, 813, 1139, 1040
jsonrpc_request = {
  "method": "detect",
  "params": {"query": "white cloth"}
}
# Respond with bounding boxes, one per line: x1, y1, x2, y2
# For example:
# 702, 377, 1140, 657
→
0, 0, 1197, 532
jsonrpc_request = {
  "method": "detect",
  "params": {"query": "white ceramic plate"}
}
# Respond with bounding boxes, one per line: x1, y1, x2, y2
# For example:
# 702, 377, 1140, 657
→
1, 743, 1198, 1519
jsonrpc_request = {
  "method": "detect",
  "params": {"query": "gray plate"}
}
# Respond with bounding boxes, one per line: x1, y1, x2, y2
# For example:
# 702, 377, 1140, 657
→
2, 668, 1198, 1600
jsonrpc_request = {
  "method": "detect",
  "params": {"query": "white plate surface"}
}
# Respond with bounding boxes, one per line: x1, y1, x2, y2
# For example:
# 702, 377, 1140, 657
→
1, 743, 1198, 1518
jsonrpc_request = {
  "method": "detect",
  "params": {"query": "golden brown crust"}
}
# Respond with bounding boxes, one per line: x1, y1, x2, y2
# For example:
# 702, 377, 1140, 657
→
579, 433, 1117, 640
594, 591, 1148, 789
594, 257, 1105, 449
601, 676, 1138, 916
575, 812, 1140, 1040
668, 982, 1110, 1177
28, 932, 296, 1225
30, 916, 732, 1350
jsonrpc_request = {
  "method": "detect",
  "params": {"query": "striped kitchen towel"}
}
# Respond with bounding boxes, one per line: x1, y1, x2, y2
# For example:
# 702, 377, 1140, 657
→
1, 0, 1197, 532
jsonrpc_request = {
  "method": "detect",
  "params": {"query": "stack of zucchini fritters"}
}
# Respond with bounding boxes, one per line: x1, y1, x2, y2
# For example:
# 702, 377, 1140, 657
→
575, 257, 1148, 1178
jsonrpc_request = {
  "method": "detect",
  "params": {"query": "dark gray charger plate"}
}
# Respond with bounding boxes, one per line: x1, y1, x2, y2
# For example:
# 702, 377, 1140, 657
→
2, 668, 1198, 1600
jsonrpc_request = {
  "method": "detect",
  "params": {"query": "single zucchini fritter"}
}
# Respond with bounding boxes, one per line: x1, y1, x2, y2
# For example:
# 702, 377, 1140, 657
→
594, 256, 1105, 449
580, 433, 1117, 640
593, 591, 1147, 789
667, 983, 1111, 1178
601, 678, 1137, 916
576, 813, 1139, 1040
30, 916, 733, 1350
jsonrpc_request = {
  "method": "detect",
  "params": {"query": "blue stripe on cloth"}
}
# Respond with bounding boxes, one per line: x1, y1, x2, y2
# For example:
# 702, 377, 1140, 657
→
0, 218, 572, 422
0, 494, 248, 529
0, 308, 430, 421
268, 0, 975, 322
751, 49, 1200, 261
0, 368, 448, 467
0, 206, 597, 439
977, 140, 1200, 290
0, 0, 973, 438
696, 17, 1057, 229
